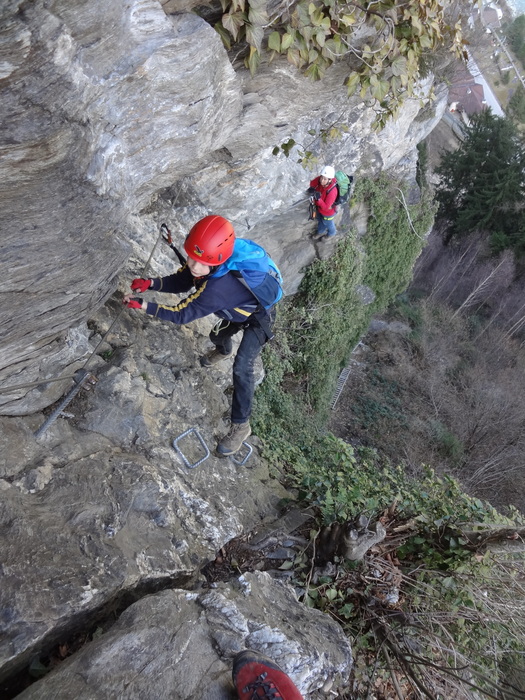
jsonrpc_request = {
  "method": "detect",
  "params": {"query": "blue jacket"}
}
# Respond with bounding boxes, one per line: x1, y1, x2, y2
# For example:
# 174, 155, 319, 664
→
145, 263, 259, 325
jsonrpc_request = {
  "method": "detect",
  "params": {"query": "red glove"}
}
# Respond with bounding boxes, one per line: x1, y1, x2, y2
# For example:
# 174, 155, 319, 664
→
125, 297, 143, 309
131, 278, 151, 293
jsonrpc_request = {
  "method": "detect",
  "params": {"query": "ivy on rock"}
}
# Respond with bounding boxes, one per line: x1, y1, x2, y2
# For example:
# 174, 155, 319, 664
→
212, 0, 469, 129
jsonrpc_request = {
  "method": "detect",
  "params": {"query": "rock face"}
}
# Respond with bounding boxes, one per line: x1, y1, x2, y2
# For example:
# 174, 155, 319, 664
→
0, 307, 291, 683
0, 0, 448, 694
0, 0, 447, 415
15, 572, 353, 699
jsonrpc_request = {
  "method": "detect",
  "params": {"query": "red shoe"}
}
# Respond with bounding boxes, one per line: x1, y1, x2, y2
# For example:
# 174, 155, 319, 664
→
233, 649, 304, 699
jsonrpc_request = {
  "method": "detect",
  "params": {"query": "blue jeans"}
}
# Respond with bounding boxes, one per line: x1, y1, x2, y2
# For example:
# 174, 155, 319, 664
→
317, 216, 336, 237
210, 312, 275, 423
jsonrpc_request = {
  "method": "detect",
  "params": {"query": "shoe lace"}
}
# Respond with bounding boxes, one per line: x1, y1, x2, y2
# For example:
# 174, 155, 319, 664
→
243, 671, 283, 699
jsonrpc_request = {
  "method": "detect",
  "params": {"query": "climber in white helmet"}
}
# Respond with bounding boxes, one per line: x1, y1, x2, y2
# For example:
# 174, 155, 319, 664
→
308, 165, 338, 241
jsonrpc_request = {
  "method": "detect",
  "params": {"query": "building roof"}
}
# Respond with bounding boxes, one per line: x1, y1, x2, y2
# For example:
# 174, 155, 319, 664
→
448, 65, 487, 115
482, 7, 501, 29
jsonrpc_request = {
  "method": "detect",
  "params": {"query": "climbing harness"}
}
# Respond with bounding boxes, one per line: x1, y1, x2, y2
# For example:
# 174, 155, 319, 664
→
172, 427, 210, 469
212, 318, 230, 336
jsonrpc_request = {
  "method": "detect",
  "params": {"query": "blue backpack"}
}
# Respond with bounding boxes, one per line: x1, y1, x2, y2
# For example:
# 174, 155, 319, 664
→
210, 239, 283, 311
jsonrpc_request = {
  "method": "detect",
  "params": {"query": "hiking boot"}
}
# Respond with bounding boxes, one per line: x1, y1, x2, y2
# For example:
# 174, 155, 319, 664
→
200, 349, 233, 368
216, 421, 251, 456
232, 649, 304, 700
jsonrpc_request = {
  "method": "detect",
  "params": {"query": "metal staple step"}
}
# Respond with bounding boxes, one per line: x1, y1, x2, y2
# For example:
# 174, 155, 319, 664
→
172, 428, 253, 468
230, 441, 253, 466
173, 428, 211, 469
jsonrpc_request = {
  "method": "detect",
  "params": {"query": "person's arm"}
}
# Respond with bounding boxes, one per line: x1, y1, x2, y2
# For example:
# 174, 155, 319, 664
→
138, 264, 194, 295
125, 265, 196, 313
123, 281, 213, 322
145, 278, 217, 325
308, 176, 320, 193
125, 274, 256, 325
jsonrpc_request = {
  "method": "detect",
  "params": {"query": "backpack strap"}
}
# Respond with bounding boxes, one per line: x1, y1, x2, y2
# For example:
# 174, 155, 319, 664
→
326, 179, 339, 206
230, 270, 276, 341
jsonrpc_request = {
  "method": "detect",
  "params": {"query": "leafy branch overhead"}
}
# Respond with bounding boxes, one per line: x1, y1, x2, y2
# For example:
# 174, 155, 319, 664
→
272, 121, 348, 166
213, 0, 469, 129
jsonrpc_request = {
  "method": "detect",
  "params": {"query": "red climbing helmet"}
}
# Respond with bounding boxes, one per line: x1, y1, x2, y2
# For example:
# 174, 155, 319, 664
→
184, 215, 235, 266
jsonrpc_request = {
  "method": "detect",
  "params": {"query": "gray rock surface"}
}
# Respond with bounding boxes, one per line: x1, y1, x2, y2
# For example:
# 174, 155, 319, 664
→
1, 0, 447, 414
341, 521, 387, 562
16, 572, 353, 699
0, 304, 293, 683
0, 0, 451, 693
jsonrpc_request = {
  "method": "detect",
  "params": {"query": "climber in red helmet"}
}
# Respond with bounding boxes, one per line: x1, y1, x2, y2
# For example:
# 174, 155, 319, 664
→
124, 215, 281, 456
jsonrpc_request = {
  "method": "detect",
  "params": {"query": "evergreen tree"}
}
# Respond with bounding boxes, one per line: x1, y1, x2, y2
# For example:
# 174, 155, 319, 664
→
505, 14, 525, 65
507, 84, 525, 125
435, 111, 525, 255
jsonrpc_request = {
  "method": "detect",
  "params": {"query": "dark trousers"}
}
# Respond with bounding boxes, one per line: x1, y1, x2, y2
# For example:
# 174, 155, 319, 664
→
210, 312, 275, 423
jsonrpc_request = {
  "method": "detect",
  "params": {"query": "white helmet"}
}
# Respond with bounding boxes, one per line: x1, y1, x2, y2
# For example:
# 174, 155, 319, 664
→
320, 165, 335, 179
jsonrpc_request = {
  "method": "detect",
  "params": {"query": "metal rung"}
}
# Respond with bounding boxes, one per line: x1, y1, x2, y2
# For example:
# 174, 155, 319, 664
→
331, 366, 352, 410
230, 441, 253, 466
172, 428, 210, 469
331, 342, 363, 410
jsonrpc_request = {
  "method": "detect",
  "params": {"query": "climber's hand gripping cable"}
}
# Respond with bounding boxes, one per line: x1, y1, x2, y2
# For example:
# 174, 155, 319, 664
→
130, 278, 152, 293
123, 294, 145, 309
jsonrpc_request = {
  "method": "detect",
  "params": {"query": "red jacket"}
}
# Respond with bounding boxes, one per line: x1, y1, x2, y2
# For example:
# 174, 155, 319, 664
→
309, 176, 338, 218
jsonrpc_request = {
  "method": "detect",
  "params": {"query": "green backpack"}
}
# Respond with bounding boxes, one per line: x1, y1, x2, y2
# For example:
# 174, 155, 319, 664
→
328, 171, 354, 205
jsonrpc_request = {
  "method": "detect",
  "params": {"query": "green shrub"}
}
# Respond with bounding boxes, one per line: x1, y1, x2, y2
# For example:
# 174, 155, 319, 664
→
286, 235, 369, 416
256, 175, 435, 421
390, 291, 424, 330
355, 175, 435, 313
351, 369, 407, 434
252, 171, 525, 698
430, 420, 465, 465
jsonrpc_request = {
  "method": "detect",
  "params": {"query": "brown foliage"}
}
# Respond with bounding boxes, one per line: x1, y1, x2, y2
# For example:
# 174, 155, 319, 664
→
330, 298, 525, 514
412, 230, 525, 342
